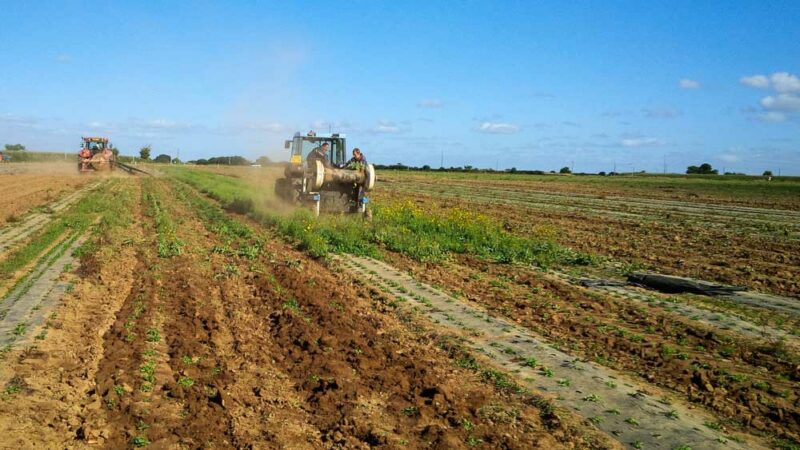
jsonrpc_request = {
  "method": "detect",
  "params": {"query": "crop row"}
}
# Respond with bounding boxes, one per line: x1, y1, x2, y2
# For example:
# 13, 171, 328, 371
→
142, 180, 184, 258
168, 168, 596, 268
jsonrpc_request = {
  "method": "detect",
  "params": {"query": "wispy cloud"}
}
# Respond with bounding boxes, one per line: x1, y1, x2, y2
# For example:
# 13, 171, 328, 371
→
718, 152, 741, 163
0, 113, 40, 126
642, 107, 682, 119
309, 120, 353, 132
475, 122, 520, 134
620, 137, 664, 147
370, 120, 409, 134
417, 99, 444, 108
679, 78, 700, 89
740, 74, 770, 88
760, 93, 800, 112
756, 111, 787, 123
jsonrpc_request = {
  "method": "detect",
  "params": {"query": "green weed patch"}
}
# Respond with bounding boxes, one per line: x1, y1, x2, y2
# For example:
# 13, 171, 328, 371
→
167, 168, 595, 267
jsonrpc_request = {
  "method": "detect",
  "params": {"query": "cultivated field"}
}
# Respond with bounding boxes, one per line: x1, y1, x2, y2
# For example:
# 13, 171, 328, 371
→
1, 163, 798, 449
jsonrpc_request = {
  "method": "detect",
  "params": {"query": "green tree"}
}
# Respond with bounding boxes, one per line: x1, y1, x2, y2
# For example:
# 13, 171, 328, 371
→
4, 144, 26, 151
686, 163, 718, 174
153, 154, 171, 164
255, 156, 272, 165
559, 166, 572, 174
763, 170, 773, 176
139, 146, 151, 160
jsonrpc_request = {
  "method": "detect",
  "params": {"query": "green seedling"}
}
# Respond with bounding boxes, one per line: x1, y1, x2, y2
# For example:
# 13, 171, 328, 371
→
145, 328, 161, 343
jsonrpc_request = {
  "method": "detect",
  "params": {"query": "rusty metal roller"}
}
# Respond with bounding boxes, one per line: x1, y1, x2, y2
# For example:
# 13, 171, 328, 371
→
308, 160, 376, 192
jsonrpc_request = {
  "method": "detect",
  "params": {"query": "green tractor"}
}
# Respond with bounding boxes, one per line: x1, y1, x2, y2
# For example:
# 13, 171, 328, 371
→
274, 132, 376, 217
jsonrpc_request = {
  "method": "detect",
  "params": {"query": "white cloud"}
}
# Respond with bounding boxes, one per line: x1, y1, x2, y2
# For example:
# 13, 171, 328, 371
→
740, 74, 770, 88
371, 120, 403, 134
620, 137, 664, 147
417, 99, 444, 108
770, 72, 800, 93
740, 72, 800, 92
760, 93, 800, 112
679, 78, 700, 89
741, 72, 800, 123
757, 111, 786, 122
475, 122, 520, 134
718, 153, 741, 163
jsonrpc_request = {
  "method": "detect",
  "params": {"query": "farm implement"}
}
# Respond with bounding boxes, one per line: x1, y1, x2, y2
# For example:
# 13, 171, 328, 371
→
78, 136, 150, 175
275, 131, 376, 217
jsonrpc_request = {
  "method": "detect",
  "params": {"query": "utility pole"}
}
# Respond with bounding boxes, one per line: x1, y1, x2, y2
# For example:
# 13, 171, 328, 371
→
663, 155, 666, 174
440, 149, 444, 168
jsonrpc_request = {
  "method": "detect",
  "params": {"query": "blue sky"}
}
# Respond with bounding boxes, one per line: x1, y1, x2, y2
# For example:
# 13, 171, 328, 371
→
1, 1, 799, 174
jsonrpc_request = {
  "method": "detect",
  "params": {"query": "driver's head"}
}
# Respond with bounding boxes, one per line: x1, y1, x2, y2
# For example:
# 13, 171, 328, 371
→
352, 148, 362, 160
321, 143, 330, 153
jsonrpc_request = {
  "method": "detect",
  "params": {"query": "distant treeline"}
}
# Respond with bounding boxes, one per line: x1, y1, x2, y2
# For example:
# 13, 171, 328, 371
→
0, 150, 138, 163
186, 156, 274, 166
374, 163, 603, 175
0, 150, 84, 163
373, 163, 792, 178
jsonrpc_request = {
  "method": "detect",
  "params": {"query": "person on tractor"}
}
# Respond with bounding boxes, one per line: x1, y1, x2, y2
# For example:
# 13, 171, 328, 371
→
79, 146, 92, 171
343, 148, 367, 170
307, 142, 332, 168
343, 148, 368, 207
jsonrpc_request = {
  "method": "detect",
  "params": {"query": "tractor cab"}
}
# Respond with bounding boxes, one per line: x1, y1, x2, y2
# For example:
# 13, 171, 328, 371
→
285, 132, 347, 168
81, 137, 110, 155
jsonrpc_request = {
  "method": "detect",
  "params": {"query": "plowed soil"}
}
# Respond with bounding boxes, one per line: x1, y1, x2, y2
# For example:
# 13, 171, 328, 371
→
3, 167, 797, 449
0, 163, 90, 225
374, 175, 800, 297
0, 176, 610, 449
378, 251, 799, 443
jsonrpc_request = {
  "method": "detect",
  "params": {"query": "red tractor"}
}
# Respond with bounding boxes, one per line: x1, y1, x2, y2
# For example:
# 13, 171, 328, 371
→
78, 137, 116, 173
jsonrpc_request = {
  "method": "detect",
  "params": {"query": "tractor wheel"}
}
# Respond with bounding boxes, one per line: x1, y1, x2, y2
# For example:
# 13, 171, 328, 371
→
274, 178, 298, 204
320, 190, 351, 213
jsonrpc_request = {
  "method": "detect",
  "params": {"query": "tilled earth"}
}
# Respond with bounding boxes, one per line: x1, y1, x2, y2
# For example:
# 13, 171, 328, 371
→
2, 168, 798, 449
0, 163, 91, 225
374, 176, 800, 297
0, 176, 611, 449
